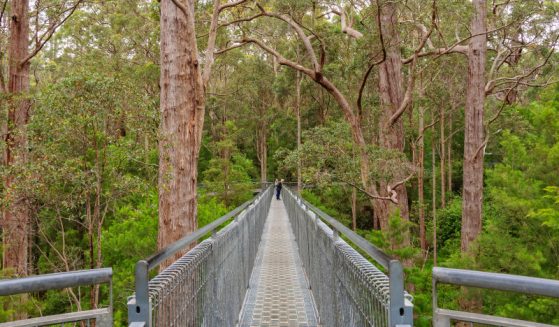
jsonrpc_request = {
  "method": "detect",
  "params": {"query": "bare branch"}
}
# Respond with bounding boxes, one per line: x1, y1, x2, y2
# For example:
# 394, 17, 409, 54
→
219, 0, 248, 13
389, 55, 417, 125
256, 3, 320, 73
219, 12, 263, 28
203, 0, 221, 87
21, 0, 84, 66
357, 0, 386, 116
345, 181, 399, 203
170, 0, 189, 18
485, 36, 558, 96
331, 9, 363, 39
402, 18, 522, 64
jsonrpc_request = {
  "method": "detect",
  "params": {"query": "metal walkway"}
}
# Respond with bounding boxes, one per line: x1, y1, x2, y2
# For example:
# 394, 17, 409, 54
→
2, 185, 559, 327
239, 198, 319, 327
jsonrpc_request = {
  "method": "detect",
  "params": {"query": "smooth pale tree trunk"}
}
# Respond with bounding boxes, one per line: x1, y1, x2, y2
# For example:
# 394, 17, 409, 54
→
351, 186, 357, 231
256, 126, 267, 187
431, 109, 438, 266
461, 0, 487, 252
158, 0, 205, 266
440, 106, 446, 207
377, 0, 410, 231
3, 0, 31, 278
448, 113, 452, 192
418, 107, 426, 251
296, 71, 302, 192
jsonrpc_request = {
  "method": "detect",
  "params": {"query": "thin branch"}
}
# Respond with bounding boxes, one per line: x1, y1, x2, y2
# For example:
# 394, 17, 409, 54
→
0, 0, 8, 26
219, 13, 263, 28
357, 0, 386, 116
331, 8, 363, 39
485, 36, 558, 95
21, 0, 83, 66
345, 181, 399, 203
170, 0, 188, 18
219, 0, 248, 13
387, 172, 415, 194
256, 3, 320, 73
389, 55, 417, 125
402, 18, 522, 64
388, 0, 436, 125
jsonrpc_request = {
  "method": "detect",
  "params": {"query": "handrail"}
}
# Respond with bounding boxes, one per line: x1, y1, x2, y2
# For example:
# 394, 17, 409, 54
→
433, 267, 559, 298
0, 268, 113, 327
433, 267, 559, 326
299, 198, 392, 269
129, 186, 273, 325
286, 188, 413, 327
0, 268, 112, 296
144, 198, 254, 270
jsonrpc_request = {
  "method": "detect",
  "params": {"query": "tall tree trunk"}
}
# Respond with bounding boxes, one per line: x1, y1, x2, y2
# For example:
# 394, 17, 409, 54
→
3, 0, 31, 278
440, 106, 446, 207
158, 0, 205, 266
447, 112, 452, 193
256, 126, 267, 188
461, 0, 487, 252
296, 71, 302, 192
351, 186, 357, 231
431, 109, 438, 266
377, 0, 410, 230
418, 107, 426, 251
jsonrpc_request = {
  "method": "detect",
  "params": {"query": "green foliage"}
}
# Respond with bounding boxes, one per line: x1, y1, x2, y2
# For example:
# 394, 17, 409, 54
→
282, 121, 414, 187
202, 121, 257, 207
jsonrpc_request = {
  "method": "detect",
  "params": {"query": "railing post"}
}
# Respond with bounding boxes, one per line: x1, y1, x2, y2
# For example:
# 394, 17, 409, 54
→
128, 260, 151, 326
389, 260, 413, 326
432, 282, 450, 327
332, 227, 340, 327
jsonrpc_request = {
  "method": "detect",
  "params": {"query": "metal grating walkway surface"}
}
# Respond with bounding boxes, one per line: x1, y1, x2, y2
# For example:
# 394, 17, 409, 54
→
239, 198, 320, 327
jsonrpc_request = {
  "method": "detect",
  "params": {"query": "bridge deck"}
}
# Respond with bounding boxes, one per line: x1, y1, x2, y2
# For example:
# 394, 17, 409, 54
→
239, 198, 320, 327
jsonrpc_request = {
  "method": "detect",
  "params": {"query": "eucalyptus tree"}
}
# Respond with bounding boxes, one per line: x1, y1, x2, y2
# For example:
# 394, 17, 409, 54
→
214, 0, 431, 232
1, 0, 82, 278
157, 0, 258, 263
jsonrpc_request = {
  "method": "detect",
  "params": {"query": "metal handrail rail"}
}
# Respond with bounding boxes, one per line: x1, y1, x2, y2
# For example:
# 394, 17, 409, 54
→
0, 268, 113, 327
0, 268, 112, 296
299, 198, 392, 268
129, 186, 272, 325
286, 188, 413, 327
433, 267, 559, 326
143, 198, 254, 270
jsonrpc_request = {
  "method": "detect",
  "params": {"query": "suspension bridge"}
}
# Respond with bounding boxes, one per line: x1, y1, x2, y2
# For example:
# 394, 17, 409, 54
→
0, 186, 558, 327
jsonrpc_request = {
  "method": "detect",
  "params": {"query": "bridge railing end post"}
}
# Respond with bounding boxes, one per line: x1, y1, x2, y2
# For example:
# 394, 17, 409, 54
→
128, 260, 151, 327
389, 260, 413, 327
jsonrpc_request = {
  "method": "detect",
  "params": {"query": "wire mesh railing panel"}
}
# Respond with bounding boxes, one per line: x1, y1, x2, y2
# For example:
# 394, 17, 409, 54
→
141, 187, 272, 327
284, 189, 393, 327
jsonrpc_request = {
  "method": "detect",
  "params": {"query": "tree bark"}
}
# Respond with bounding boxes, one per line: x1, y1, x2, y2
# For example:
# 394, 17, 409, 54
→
158, 0, 205, 266
296, 71, 302, 193
351, 186, 357, 231
418, 107, 426, 251
440, 105, 446, 207
3, 0, 31, 278
256, 125, 267, 187
447, 112, 452, 193
461, 0, 487, 252
432, 109, 438, 266
377, 0, 410, 230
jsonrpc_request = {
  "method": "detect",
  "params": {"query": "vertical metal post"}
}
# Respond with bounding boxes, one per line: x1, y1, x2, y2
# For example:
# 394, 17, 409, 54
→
431, 275, 450, 327
128, 260, 151, 326
389, 260, 413, 326
332, 227, 340, 327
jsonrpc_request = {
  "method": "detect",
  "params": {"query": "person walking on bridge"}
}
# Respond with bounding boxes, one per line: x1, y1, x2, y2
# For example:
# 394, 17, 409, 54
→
276, 179, 283, 200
